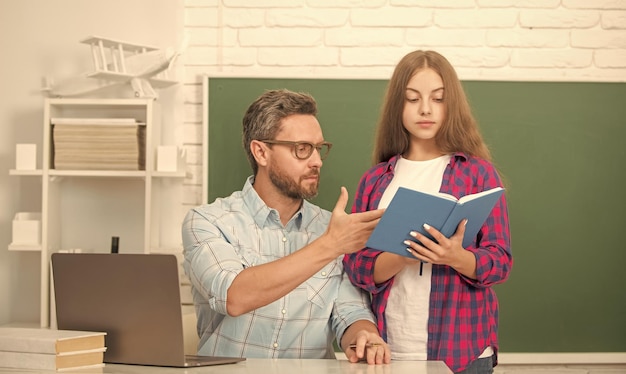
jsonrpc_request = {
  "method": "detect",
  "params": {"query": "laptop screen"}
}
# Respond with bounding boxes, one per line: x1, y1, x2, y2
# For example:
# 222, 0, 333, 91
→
52, 253, 189, 366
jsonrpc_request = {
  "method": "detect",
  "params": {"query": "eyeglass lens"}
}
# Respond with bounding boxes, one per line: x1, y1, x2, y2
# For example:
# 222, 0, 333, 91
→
295, 143, 331, 160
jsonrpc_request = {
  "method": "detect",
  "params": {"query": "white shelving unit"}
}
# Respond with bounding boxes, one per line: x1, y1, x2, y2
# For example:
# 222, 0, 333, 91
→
9, 98, 185, 328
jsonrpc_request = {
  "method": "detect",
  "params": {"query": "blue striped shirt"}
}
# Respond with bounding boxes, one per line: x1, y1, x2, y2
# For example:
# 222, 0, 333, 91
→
182, 176, 375, 358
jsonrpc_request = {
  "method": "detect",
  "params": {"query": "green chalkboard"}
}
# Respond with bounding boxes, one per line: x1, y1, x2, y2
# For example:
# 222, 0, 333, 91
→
206, 76, 626, 353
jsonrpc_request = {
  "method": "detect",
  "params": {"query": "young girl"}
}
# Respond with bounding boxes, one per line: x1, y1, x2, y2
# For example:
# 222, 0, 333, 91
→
343, 50, 512, 373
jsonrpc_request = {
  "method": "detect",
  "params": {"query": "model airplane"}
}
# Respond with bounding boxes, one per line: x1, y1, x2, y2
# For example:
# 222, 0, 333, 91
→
42, 35, 184, 98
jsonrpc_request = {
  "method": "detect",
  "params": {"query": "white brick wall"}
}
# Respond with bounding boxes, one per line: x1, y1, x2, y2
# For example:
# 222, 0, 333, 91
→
181, 1, 626, 208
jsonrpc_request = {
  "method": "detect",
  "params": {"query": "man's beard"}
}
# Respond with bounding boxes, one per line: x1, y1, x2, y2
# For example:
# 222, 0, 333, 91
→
268, 163, 319, 200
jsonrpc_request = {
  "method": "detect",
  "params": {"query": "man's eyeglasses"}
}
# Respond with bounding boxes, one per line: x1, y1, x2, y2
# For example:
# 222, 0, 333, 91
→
260, 140, 333, 160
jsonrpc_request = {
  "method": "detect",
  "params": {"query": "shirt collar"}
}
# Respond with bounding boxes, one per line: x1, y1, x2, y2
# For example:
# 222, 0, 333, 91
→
242, 176, 306, 229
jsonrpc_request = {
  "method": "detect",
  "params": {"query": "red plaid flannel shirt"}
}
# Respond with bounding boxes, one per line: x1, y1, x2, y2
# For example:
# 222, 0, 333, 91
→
343, 153, 512, 372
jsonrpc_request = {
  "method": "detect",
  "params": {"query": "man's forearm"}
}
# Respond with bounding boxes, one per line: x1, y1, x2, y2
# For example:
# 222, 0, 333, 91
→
226, 235, 338, 316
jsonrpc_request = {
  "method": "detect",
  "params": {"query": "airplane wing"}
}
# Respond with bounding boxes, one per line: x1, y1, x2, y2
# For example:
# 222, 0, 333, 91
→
43, 36, 182, 98
82, 36, 179, 88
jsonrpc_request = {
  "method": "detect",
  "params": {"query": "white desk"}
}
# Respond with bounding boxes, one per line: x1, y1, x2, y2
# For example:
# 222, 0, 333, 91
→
0, 359, 453, 374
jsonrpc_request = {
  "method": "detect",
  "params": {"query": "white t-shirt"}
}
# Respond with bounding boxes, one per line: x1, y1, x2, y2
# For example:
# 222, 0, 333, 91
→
380, 155, 494, 360
380, 155, 450, 360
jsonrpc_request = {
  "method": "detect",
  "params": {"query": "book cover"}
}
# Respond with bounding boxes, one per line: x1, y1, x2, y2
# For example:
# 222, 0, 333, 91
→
366, 187, 504, 258
0, 347, 106, 371
0, 327, 106, 354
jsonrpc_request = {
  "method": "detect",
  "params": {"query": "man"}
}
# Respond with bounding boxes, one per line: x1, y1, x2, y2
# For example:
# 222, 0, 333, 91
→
182, 89, 390, 364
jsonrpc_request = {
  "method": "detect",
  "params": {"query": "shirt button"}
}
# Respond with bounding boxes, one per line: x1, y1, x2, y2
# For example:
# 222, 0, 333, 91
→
282, 237, 287, 242
281, 309, 286, 314
273, 343, 278, 348
321, 271, 327, 276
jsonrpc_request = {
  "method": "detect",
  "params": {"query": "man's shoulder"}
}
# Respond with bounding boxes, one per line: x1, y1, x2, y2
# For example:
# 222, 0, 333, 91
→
194, 190, 246, 216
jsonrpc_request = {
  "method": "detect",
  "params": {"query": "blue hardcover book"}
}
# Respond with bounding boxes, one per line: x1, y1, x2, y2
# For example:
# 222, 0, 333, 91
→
365, 187, 504, 258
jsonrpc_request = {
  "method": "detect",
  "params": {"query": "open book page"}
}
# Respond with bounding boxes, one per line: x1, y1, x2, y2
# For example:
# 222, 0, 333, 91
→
458, 187, 504, 204
441, 187, 504, 247
436, 187, 503, 204
365, 187, 504, 257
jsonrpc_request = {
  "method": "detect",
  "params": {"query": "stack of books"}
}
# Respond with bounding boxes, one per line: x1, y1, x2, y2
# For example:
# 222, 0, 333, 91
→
0, 327, 107, 371
51, 118, 146, 171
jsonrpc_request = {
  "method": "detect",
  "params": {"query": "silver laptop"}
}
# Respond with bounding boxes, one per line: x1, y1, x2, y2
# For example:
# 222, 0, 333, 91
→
51, 253, 245, 367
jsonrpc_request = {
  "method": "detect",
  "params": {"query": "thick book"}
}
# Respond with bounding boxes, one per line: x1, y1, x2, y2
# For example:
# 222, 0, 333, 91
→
0, 348, 106, 371
366, 187, 504, 258
0, 327, 105, 354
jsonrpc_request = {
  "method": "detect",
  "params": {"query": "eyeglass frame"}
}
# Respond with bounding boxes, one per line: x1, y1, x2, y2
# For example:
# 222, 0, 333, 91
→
259, 140, 333, 160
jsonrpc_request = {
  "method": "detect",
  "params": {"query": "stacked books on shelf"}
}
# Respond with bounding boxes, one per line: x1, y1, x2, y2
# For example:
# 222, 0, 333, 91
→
0, 327, 107, 371
51, 117, 146, 171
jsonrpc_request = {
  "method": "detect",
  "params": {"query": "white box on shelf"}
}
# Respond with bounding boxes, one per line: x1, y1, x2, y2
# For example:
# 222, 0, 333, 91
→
15, 144, 37, 170
11, 212, 42, 245
157, 145, 178, 172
